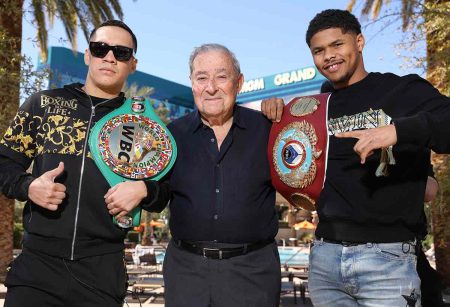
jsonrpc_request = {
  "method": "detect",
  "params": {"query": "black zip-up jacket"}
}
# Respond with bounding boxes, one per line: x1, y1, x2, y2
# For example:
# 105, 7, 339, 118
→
0, 83, 157, 260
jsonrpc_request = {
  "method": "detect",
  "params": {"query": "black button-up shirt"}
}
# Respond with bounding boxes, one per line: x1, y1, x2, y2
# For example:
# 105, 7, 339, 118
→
157, 105, 277, 243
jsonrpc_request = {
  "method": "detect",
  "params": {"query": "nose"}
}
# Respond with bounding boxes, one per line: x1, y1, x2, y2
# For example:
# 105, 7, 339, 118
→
205, 78, 218, 93
323, 48, 335, 62
324, 48, 336, 62
103, 50, 117, 63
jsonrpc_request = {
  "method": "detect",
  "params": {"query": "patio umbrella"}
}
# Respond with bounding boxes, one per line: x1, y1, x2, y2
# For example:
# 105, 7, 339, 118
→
149, 220, 165, 228
293, 220, 315, 230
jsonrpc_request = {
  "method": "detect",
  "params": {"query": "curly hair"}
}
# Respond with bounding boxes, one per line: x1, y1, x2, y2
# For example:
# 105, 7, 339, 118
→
306, 9, 361, 46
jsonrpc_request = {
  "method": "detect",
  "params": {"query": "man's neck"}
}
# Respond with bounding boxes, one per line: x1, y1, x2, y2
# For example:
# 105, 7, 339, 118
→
201, 114, 233, 128
203, 115, 233, 149
333, 70, 369, 90
200, 108, 234, 128
83, 82, 121, 99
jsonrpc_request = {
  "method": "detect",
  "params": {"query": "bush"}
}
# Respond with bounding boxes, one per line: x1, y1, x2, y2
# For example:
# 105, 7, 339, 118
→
13, 222, 23, 248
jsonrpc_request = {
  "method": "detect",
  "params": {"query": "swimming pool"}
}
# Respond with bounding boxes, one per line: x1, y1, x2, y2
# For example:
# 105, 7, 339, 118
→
278, 247, 309, 266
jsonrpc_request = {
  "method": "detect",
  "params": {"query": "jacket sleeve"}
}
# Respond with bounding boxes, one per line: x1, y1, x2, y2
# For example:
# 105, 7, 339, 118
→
0, 95, 40, 201
140, 180, 172, 213
0, 154, 35, 201
393, 76, 450, 153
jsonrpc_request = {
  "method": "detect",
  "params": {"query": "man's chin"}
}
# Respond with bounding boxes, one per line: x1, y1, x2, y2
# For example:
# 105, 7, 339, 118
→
325, 75, 349, 88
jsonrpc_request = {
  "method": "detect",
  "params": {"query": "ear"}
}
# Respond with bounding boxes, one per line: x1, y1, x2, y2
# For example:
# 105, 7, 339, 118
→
84, 49, 90, 66
356, 33, 365, 52
130, 57, 137, 74
237, 73, 244, 92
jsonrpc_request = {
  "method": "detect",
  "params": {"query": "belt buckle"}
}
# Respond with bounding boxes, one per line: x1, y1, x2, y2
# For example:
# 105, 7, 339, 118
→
203, 247, 222, 259
342, 241, 356, 247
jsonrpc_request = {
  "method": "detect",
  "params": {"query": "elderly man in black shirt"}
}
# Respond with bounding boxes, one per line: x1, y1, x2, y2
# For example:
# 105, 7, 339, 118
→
148, 44, 281, 307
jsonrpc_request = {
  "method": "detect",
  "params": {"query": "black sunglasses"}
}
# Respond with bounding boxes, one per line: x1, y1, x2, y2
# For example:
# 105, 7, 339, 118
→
89, 41, 134, 61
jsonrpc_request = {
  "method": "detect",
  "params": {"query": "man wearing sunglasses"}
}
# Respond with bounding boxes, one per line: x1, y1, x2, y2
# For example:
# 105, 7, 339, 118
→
0, 20, 153, 307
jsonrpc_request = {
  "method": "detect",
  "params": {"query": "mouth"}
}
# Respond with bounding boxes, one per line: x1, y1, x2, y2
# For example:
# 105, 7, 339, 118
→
99, 67, 116, 74
204, 97, 222, 102
324, 61, 343, 73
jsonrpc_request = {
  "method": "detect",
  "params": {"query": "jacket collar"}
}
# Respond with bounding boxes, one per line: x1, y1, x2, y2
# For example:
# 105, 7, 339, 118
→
64, 83, 126, 109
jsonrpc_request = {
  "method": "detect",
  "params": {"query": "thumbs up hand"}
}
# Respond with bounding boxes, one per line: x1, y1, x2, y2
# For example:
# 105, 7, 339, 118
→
28, 162, 67, 211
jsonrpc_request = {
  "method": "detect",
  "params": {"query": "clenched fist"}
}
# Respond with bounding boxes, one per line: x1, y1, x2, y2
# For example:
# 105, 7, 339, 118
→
105, 181, 147, 219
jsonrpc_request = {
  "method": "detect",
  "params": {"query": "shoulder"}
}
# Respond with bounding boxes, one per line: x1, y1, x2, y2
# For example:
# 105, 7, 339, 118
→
236, 105, 270, 125
372, 72, 429, 87
27, 87, 71, 101
167, 111, 196, 134
21, 87, 70, 111
234, 105, 272, 137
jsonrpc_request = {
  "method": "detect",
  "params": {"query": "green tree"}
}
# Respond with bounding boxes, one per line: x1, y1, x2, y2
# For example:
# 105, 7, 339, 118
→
0, 0, 123, 282
123, 82, 155, 100
348, 0, 450, 291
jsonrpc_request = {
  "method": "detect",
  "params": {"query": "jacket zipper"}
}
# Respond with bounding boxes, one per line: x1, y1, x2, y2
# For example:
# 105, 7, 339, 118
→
70, 89, 117, 260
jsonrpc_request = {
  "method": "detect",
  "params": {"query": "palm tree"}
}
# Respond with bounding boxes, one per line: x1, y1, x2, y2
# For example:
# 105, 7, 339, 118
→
347, 0, 450, 290
123, 82, 155, 101
0, 0, 123, 282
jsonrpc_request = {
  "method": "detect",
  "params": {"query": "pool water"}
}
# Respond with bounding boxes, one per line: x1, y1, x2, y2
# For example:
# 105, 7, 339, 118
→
278, 247, 309, 266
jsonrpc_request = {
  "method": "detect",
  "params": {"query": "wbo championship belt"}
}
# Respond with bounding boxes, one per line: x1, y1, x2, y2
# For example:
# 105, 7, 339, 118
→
268, 93, 331, 211
89, 97, 177, 228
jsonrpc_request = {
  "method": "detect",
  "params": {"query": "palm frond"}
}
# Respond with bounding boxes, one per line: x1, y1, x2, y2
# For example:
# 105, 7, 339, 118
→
34, 0, 124, 63
107, 0, 124, 20
43, 0, 56, 27
71, 0, 90, 42
347, 0, 357, 12
362, 0, 375, 16
96, 0, 115, 21
401, 0, 414, 31
55, 0, 78, 52
372, 0, 383, 19
31, 0, 48, 62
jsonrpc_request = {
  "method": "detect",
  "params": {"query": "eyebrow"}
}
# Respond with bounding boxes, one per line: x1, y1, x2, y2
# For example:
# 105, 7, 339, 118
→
193, 70, 208, 77
311, 39, 344, 52
215, 68, 227, 73
193, 68, 229, 76
329, 39, 344, 45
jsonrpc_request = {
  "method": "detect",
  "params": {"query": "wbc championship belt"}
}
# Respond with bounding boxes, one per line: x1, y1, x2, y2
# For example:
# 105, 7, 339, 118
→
268, 93, 330, 211
89, 97, 177, 228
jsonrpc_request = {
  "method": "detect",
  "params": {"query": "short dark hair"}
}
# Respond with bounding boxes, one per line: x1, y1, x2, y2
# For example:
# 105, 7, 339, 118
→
306, 9, 361, 47
89, 20, 137, 53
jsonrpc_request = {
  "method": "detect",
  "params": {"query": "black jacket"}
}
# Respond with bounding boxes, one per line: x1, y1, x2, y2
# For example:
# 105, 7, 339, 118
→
0, 83, 148, 259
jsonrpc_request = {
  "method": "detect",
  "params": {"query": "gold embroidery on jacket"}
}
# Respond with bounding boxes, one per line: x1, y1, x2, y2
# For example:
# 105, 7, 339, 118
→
1, 110, 88, 158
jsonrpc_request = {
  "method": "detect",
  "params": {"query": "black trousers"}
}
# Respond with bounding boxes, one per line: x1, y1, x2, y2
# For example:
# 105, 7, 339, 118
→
417, 247, 445, 307
4, 248, 126, 307
163, 239, 281, 307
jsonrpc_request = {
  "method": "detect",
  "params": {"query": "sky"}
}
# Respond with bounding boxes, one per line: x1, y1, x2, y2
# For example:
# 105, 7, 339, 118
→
21, 0, 424, 87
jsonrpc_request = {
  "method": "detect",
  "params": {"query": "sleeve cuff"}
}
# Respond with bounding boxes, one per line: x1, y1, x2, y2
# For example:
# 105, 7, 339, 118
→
140, 180, 160, 208
16, 174, 35, 201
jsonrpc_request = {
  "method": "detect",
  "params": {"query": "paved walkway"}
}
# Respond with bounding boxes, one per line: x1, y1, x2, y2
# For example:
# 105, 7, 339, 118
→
0, 284, 312, 307
0, 283, 311, 306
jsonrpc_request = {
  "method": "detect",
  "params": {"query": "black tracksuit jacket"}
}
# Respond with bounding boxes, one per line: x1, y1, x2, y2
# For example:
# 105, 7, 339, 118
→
0, 83, 157, 260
